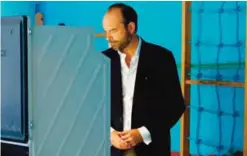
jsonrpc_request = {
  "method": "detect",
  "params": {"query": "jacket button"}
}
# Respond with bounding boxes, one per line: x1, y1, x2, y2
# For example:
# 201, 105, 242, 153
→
120, 117, 123, 123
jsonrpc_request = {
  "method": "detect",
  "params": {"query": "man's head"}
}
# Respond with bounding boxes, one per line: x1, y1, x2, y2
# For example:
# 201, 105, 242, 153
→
103, 3, 138, 51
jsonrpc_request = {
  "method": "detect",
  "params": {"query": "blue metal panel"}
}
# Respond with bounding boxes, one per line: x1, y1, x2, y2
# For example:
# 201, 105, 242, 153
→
1, 16, 28, 143
29, 26, 110, 156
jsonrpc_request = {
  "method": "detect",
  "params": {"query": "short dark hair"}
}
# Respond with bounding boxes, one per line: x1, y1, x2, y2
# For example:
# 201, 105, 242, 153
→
108, 3, 138, 32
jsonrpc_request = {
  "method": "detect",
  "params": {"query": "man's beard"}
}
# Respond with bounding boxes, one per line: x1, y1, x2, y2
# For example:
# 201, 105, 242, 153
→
114, 33, 132, 51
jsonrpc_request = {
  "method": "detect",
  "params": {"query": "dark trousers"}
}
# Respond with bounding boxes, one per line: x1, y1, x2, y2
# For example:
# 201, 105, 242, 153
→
111, 146, 124, 156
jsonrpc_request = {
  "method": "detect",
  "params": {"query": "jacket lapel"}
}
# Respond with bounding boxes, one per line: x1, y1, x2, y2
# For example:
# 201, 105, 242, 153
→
131, 39, 150, 127
110, 51, 123, 130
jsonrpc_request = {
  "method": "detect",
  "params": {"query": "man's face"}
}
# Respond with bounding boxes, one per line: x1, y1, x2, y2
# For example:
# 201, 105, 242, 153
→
103, 8, 132, 51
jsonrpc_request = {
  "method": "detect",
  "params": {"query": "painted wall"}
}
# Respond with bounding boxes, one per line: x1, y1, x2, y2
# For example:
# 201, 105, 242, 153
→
1, 1, 246, 155
1, 1, 37, 25
38, 1, 182, 57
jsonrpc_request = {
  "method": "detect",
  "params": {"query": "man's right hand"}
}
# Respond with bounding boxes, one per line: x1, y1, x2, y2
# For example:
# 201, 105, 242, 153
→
111, 130, 132, 150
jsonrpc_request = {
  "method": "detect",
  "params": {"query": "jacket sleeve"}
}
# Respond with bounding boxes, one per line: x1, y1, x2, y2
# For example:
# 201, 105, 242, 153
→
164, 51, 186, 129
143, 50, 186, 145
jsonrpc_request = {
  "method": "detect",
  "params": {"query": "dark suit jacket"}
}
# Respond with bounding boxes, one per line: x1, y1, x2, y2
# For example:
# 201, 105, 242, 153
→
102, 38, 185, 156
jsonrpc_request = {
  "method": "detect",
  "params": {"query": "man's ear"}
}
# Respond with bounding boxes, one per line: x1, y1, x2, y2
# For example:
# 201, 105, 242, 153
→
127, 22, 136, 34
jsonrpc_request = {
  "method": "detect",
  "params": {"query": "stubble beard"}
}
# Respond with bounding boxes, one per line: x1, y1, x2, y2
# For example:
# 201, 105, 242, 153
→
117, 32, 132, 52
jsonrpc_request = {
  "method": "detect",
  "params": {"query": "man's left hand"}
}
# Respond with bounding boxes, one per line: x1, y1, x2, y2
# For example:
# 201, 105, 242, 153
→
119, 129, 143, 147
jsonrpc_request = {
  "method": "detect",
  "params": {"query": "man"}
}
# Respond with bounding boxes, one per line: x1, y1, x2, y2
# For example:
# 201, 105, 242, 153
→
102, 3, 186, 156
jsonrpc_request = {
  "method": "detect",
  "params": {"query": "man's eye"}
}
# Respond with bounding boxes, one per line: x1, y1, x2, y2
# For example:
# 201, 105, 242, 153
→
110, 29, 117, 33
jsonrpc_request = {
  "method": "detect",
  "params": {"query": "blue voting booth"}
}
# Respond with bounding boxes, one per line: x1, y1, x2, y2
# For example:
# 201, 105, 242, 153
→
1, 16, 110, 156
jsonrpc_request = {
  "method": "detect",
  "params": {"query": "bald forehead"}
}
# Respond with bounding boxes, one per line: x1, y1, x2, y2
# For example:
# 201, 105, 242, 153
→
104, 8, 124, 24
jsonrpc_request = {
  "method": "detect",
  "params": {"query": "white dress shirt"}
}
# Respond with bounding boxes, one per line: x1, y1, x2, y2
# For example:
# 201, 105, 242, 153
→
111, 37, 152, 145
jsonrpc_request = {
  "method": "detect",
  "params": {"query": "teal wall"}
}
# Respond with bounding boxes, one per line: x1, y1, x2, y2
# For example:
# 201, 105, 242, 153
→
1, 1, 36, 25
39, 1, 182, 55
1, 1, 246, 155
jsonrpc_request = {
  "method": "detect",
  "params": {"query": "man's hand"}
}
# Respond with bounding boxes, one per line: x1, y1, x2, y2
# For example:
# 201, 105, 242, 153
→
119, 129, 143, 147
111, 130, 132, 150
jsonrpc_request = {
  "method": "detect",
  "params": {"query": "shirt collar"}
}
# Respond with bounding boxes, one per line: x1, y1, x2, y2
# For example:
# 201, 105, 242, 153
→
117, 36, 142, 57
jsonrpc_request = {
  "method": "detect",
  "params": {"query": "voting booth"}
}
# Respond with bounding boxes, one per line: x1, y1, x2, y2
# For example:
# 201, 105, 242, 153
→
1, 16, 110, 156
